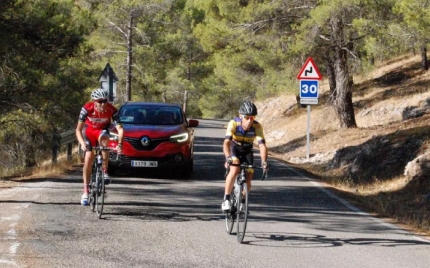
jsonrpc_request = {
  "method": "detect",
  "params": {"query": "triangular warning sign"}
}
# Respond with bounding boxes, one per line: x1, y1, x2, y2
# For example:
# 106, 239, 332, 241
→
297, 57, 322, 80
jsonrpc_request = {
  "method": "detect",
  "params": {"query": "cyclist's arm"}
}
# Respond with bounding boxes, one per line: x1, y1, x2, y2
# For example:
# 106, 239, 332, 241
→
76, 105, 90, 150
112, 111, 124, 152
115, 124, 124, 145
255, 123, 268, 165
258, 143, 268, 163
223, 120, 235, 160
223, 139, 232, 160
76, 121, 86, 151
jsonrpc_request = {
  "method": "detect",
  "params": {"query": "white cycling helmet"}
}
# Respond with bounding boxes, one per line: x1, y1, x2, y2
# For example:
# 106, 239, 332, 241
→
91, 88, 108, 100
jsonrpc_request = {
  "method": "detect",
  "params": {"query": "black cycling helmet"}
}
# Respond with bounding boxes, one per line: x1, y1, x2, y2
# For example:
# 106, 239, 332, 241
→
238, 101, 258, 116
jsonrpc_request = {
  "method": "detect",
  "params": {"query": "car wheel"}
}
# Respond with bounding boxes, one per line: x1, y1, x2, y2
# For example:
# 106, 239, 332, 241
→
107, 165, 116, 176
179, 162, 193, 179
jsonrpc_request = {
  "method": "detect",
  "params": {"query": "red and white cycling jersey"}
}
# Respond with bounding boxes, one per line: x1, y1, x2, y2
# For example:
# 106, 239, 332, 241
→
78, 102, 118, 129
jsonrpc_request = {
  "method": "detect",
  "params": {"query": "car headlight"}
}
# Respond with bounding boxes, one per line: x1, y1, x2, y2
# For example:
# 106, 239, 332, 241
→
170, 133, 189, 143
110, 132, 119, 141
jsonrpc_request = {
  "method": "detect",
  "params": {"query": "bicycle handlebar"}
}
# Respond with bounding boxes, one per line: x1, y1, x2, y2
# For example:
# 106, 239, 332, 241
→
92, 146, 120, 161
92, 146, 113, 151
224, 162, 269, 181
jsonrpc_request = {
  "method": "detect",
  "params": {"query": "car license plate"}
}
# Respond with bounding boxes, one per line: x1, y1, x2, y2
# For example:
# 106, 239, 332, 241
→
131, 161, 158, 167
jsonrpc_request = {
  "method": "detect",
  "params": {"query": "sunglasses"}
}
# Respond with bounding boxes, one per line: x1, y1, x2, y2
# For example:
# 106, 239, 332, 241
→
242, 115, 255, 120
95, 99, 108, 104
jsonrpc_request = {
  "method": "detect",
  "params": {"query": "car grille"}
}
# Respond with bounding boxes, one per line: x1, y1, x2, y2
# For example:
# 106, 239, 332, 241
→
110, 153, 177, 163
124, 136, 170, 151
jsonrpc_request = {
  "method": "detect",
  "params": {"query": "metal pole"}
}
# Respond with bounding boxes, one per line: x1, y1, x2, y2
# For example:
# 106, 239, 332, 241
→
306, 105, 310, 161
52, 132, 60, 164
67, 143, 72, 161
108, 63, 113, 102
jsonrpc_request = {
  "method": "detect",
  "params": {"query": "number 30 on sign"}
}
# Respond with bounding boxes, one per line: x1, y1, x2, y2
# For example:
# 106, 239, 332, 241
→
300, 80, 319, 99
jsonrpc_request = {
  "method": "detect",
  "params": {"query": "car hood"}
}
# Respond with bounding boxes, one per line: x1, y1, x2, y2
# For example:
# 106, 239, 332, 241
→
112, 124, 188, 139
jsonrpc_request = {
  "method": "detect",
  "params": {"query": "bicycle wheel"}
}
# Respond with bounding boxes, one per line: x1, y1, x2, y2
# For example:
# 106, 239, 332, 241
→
236, 183, 249, 243
89, 163, 97, 212
89, 188, 96, 212
95, 167, 105, 218
225, 188, 236, 234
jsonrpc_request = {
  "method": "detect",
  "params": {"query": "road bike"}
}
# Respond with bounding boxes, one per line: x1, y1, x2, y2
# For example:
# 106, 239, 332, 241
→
224, 162, 268, 243
88, 146, 111, 219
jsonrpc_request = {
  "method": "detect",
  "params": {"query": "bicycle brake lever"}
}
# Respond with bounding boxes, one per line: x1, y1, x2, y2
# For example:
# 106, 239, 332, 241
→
261, 171, 268, 181
224, 166, 230, 178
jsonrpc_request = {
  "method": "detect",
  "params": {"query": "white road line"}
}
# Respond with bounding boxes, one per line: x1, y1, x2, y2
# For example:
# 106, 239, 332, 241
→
0, 188, 31, 268
0, 218, 21, 267
0, 259, 19, 267
287, 163, 430, 242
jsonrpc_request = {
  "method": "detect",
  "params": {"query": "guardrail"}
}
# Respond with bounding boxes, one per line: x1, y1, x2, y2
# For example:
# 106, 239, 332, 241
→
52, 129, 76, 163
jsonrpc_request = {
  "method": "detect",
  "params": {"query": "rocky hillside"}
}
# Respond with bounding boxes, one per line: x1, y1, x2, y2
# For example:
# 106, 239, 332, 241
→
257, 55, 430, 235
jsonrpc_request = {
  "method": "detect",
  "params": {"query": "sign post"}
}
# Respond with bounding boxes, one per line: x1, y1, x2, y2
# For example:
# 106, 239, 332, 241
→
99, 63, 118, 103
297, 57, 322, 160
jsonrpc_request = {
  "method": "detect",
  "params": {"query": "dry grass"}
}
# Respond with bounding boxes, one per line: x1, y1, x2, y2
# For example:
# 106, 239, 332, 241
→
30, 156, 81, 178
0, 152, 82, 189
258, 54, 430, 236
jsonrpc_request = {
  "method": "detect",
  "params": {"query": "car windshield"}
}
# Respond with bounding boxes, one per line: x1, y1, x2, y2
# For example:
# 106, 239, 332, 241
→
119, 106, 183, 125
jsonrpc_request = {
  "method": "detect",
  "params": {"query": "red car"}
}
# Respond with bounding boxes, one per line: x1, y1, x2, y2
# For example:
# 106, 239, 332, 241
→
107, 102, 199, 178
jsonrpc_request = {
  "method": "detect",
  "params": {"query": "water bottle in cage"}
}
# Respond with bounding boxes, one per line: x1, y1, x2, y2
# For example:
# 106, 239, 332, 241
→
239, 169, 246, 184
97, 155, 102, 165
234, 180, 240, 197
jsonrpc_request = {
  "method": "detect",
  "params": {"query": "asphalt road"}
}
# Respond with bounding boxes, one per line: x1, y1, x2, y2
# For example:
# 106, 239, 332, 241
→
1, 119, 430, 268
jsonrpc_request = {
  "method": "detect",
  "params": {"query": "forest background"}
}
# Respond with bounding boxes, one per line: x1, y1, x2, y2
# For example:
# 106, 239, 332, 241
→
1, 0, 429, 179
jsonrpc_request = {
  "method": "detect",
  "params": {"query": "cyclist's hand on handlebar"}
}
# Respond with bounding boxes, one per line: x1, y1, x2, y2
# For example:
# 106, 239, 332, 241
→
225, 157, 232, 169
81, 143, 89, 151
261, 161, 269, 181
116, 143, 123, 153
261, 161, 270, 172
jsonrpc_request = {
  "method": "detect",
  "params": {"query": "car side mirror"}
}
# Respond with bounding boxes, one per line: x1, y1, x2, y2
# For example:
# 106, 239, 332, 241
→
188, 119, 199, 127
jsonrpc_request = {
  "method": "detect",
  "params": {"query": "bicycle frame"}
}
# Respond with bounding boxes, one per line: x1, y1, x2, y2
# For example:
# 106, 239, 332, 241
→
224, 162, 268, 243
88, 146, 111, 219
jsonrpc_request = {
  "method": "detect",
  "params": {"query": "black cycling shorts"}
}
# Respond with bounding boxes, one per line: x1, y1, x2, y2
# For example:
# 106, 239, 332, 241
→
230, 141, 254, 165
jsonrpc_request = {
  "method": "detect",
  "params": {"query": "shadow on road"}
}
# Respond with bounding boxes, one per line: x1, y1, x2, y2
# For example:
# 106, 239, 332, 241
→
243, 231, 430, 247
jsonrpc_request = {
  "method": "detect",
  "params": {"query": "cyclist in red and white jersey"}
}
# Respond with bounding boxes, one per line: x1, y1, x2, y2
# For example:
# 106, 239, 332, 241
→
75, 88, 124, 206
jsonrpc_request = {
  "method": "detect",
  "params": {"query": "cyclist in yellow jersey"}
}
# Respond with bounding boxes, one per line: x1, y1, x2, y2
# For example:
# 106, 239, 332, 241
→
222, 101, 269, 212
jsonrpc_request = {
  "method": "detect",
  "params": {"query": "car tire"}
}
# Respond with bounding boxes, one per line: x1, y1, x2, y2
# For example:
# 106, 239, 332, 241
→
107, 166, 116, 176
179, 162, 193, 179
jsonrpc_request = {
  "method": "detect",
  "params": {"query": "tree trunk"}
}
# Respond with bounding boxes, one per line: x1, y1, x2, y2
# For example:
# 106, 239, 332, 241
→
330, 15, 357, 128
411, 38, 416, 56
125, 14, 133, 102
183, 90, 188, 114
24, 132, 36, 167
325, 56, 336, 104
421, 45, 428, 70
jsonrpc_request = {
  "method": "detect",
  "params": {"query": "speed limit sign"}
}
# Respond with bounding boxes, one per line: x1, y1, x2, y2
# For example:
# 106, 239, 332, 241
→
300, 80, 319, 99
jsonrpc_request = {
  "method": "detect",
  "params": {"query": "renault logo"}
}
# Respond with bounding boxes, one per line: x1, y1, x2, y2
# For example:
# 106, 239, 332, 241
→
141, 136, 150, 146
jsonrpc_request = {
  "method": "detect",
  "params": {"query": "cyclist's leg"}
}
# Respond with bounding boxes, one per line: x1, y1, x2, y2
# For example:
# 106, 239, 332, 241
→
98, 129, 112, 185
83, 148, 95, 187
98, 130, 110, 173
222, 144, 240, 211
82, 127, 96, 204
225, 159, 240, 194
244, 151, 254, 193
225, 143, 242, 195
83, 127, 97, 189
223, 161, 239, 210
